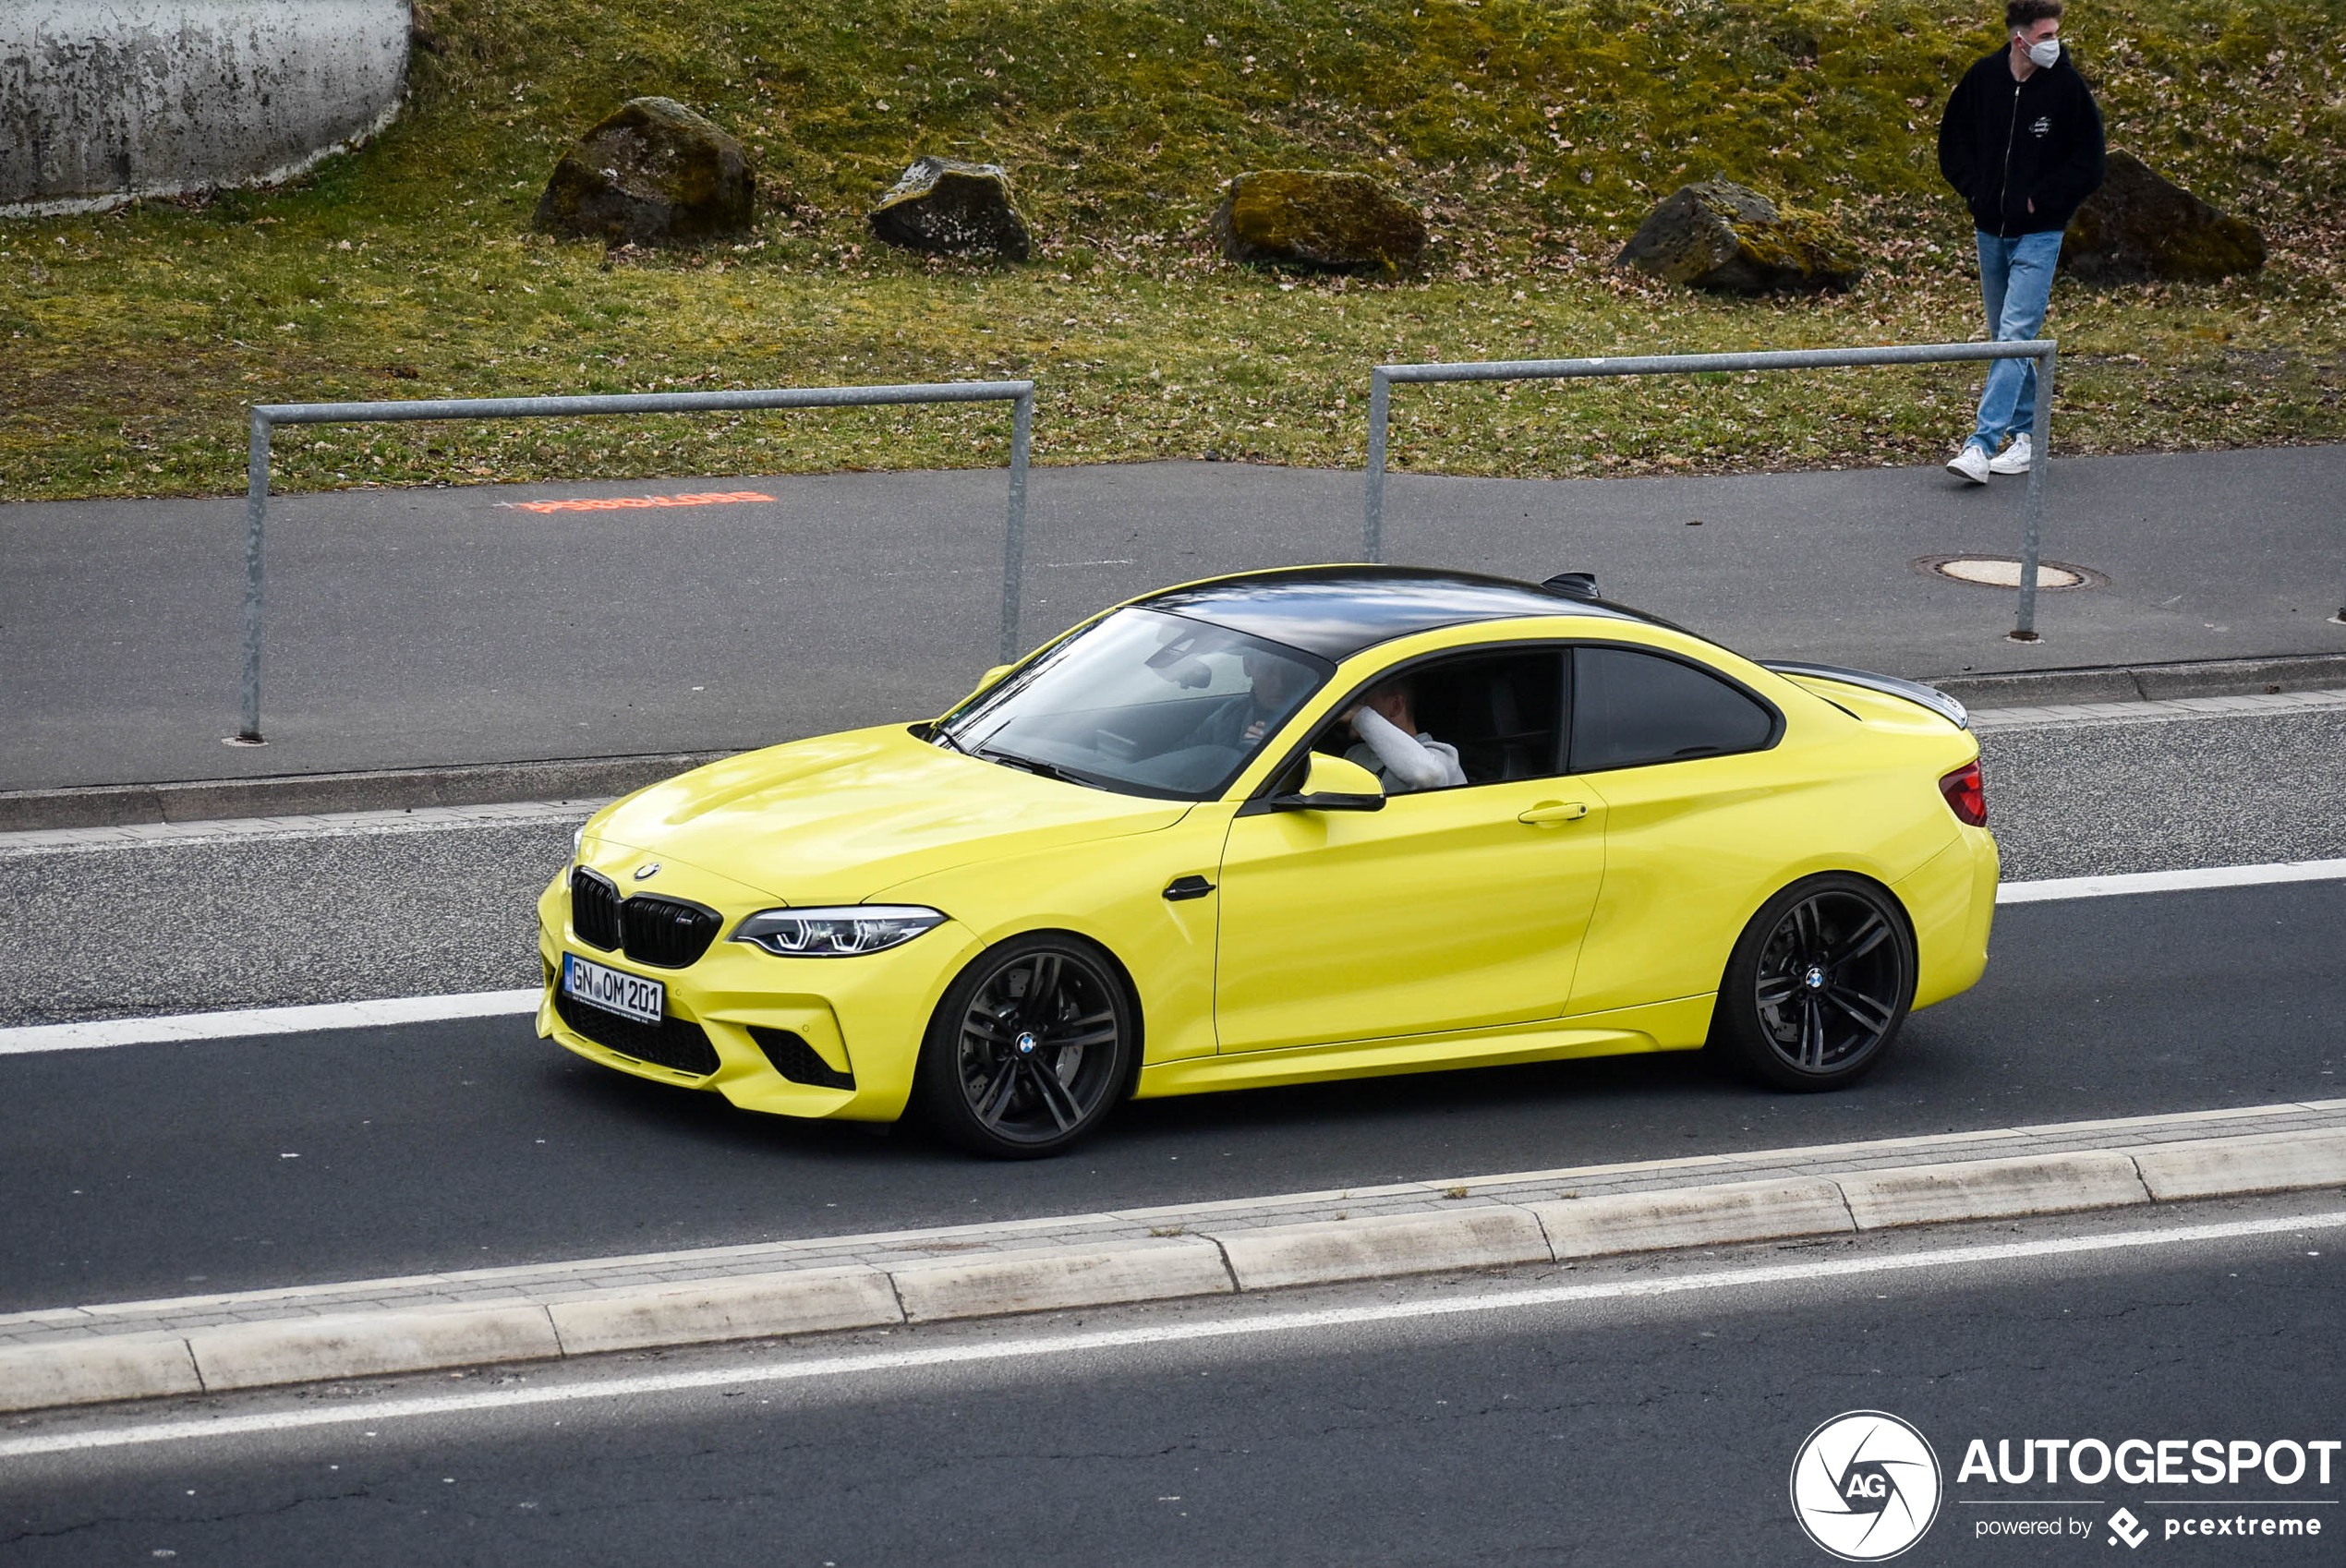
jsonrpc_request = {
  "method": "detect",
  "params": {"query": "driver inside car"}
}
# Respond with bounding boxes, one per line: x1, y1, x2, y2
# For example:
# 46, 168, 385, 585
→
1178, 647, 1317, 754
1343, 679, 1466, 792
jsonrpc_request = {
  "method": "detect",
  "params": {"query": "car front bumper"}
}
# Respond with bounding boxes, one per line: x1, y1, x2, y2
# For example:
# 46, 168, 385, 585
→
534, 869, 978, 1123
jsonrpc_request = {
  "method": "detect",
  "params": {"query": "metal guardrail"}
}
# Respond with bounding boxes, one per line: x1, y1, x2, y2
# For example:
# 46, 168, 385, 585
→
234, 381, 1035, 744
1364, 341, 2059, 640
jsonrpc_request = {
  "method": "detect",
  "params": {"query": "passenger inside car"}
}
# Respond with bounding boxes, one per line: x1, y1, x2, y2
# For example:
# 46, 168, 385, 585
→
1308, 651, 1563, 790
1342, 679, 1467, 792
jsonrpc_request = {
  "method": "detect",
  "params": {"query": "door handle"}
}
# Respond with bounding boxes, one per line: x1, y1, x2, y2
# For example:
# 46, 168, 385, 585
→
1517, 801, 1589, 826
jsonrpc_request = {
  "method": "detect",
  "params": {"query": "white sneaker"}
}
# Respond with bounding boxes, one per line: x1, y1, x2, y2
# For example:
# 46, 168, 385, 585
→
1945, 443, 1991, 484
1988, 433, 2034, 475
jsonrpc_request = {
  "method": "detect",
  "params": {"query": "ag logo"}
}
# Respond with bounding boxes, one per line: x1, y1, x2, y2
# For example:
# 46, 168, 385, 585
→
1790, 1410, 1943, 1561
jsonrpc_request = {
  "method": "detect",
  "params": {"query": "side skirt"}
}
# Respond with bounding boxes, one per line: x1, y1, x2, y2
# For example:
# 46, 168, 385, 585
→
1134, 994, 1715, 1099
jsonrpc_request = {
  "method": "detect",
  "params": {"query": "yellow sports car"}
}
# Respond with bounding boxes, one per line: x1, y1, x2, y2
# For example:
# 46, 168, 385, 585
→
538, 566, 1995, 1157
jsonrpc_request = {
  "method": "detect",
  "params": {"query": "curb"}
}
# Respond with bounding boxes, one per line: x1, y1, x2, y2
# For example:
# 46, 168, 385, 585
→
1835, 1150, 2150, 1228
187, 1305, 562, 1394
1931, 652, 2346, 709
0, 752, 733, 835
4, 1127, 2340, 1416
9, 654, 2345, 835
1534, 1176, 1854, 1258
892, 1238, 1237, 1322
545, 1266, 901, 1356
1215, 1207, 1551, 1292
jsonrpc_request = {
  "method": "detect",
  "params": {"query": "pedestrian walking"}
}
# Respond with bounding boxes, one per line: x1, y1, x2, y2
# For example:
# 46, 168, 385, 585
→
1937, 0, 2105, 484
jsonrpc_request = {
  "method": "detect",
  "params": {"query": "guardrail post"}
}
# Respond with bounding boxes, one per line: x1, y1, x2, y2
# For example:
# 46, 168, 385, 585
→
235, 410, 271, 744
1363, 369, 1390, 562
1001, 388, 1033, 665
2013, 343, 2056, 642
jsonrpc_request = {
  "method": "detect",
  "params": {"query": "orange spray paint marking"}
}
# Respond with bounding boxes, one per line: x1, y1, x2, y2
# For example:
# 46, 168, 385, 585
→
495, 490, 776, 513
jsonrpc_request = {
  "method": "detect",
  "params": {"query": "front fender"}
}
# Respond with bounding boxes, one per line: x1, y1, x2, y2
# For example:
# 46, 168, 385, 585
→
877, 809, 1234, 1064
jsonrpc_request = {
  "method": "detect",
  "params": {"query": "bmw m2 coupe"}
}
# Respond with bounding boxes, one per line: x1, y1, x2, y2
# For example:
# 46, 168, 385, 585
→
540, 566, 1995, 1156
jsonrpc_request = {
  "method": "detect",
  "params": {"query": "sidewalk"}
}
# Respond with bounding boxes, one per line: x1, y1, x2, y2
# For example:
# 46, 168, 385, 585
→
4, 1100, 2340, 1413
4, 446, 2340, 792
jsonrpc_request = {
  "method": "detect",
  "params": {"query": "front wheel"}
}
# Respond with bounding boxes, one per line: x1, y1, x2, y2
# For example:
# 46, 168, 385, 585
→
913, 935, 1137, 1158
1711, 875, 1915, 1092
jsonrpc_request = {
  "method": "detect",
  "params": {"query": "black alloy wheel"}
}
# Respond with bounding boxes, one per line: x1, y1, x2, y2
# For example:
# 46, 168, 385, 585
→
1711, 874, 1916, 1091
916, 935, 1136, 1157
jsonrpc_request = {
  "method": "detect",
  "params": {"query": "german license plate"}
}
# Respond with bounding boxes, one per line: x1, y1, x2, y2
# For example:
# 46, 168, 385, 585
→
562, 953, 663, 1025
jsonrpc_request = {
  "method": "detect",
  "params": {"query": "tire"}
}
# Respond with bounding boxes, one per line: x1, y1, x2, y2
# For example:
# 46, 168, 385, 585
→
1711, 874, 1916, 1092
913, 934, 1137, 1158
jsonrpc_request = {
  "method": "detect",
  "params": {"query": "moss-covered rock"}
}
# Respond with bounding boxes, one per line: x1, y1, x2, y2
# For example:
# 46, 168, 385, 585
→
1213, 171, 1427, 272
2062, 151, 2265, 284
1615, 179, 1862, 295
868, 157, 1033, 260
533, 97, 754, 247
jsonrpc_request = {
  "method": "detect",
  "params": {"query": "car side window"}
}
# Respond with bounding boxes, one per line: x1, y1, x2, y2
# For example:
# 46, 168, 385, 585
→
1569, 645, 1775, 772
1306, 649, 1566, 788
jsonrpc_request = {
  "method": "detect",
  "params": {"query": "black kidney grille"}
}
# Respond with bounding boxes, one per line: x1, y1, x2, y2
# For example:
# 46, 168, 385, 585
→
553, 989, 721, 1077
570, 868, 623, 950
749, 1026, 857, 1091
621, 895, 721, 969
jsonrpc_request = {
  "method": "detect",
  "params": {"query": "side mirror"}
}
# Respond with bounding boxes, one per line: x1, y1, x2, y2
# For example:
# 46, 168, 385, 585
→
1271, 752, 1386, 812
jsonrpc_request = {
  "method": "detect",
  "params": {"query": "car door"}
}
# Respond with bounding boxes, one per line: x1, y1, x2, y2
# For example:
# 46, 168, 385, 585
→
1555, 642, 1796, 1017
1212, 646, 1608, 1054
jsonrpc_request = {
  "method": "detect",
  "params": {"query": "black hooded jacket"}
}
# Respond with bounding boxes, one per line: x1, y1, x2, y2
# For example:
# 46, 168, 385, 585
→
1937, 45, 2106, 236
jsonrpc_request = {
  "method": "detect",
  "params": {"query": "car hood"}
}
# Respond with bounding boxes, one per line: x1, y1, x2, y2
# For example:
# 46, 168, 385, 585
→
585, 724, 1194, 904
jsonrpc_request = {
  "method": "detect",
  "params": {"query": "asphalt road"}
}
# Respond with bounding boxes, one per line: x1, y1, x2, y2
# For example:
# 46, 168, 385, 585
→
6, 706, 2343, 1031
7, 452, 2340, 1566
3, 875, 2338, 1313
6, 1199, 2340, 1566
6, 447, 2342, 789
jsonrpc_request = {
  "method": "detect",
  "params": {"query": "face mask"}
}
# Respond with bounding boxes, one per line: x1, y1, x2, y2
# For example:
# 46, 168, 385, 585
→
2025, 35, 2062, 68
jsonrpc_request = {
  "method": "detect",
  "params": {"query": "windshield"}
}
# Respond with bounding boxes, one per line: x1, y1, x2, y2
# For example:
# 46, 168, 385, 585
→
938, 608, 1332, 799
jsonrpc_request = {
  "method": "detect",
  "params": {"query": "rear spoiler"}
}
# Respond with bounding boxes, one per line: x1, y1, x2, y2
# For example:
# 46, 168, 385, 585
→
1760, 661, 1969, 730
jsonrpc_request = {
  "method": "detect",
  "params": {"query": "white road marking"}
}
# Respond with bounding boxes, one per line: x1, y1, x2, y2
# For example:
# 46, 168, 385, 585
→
5, 1207, 2338, 1461
2, 857, 2340, 1055
1970, 686, 2346, 730
0, 798, 604, 858
1996, 857, 2346, 904
0, 991, 540, 1055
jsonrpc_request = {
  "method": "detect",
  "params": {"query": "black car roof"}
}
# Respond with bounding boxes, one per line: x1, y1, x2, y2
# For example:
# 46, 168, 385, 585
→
1137, 565, 1674, 661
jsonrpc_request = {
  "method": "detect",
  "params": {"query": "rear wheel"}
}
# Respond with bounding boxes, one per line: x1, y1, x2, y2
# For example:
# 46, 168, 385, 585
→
914, 935, 1135, 1158
1711, 875, 1915, 1092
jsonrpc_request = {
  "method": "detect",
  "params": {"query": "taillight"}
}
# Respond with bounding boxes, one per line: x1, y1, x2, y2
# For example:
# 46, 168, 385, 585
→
1939, 760, 1987, 826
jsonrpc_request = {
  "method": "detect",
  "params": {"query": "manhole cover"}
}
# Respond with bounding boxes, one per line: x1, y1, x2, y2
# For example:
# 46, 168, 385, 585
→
1912, 554, 2106, 591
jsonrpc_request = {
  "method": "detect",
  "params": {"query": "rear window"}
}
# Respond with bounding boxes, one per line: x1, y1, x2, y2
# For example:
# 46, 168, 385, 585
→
1570, 646, 1776, 772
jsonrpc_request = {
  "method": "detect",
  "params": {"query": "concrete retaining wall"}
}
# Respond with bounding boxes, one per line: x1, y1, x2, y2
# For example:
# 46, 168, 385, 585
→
1, 0, 411, 216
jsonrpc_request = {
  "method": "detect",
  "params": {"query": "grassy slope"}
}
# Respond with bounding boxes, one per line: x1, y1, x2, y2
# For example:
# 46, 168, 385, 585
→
0, 0, 2340, 500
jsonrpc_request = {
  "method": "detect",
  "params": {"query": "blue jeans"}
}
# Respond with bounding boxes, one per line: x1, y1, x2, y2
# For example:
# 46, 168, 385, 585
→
1969, 229, 2063, 453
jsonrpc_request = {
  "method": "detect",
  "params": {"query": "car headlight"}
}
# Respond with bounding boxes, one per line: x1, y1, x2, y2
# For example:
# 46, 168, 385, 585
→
572, 822, 587, 857
730, 906, 947, 958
